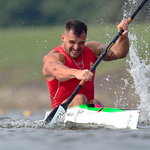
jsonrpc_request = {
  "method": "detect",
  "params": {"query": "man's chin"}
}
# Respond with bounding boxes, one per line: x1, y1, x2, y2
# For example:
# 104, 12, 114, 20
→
70, 52, 81, 59
71, 54, 80, 59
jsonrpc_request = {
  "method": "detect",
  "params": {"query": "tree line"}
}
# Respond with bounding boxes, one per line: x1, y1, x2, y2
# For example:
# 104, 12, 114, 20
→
0, 0, 149, 27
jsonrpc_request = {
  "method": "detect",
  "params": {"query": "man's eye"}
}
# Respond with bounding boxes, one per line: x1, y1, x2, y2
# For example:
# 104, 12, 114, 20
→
80, 42, 85, 45
69, 41, 75, 44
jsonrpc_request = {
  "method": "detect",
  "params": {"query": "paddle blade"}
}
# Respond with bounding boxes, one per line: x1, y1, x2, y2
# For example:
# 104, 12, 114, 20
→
45, 104, 67, 126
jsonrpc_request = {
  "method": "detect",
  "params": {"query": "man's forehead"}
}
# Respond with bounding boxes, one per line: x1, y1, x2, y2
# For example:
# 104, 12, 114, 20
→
64, 29, 75, 35
64, 29, 86, 37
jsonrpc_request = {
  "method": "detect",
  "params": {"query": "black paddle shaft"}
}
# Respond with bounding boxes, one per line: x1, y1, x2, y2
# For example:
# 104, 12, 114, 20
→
65, 0, 148, 106
45, 0, 148, 124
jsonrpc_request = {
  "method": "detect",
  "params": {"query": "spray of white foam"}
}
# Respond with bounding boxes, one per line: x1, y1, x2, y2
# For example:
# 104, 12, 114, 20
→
122, 0, 150, 124
127, 33, 150, 123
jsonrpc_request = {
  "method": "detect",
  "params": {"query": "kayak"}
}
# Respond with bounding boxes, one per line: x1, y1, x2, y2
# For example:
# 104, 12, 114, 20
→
42, 104, 140, 129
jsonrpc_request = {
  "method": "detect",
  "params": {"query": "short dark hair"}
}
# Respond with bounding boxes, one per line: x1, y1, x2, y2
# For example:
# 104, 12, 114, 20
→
65, 20, 87, 36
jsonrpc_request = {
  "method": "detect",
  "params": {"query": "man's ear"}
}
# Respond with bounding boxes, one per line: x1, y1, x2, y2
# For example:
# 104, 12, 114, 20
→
61, 33, 65, 42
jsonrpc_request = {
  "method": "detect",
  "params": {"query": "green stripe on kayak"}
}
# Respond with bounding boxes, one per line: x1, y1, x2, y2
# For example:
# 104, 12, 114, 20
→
79, 104, 125, 113
102, 107, 125, 113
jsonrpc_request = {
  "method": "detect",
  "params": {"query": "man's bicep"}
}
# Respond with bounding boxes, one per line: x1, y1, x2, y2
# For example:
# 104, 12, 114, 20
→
99, 45, 118, 61
103, 49, 118, 61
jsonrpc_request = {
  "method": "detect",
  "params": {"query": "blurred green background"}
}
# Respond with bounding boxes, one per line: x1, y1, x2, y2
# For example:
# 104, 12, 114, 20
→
0, 0, 149, 111
0, 0, 149, 27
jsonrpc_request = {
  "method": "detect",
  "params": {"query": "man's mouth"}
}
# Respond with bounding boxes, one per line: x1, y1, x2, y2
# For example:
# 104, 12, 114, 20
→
71, 49, 79, 55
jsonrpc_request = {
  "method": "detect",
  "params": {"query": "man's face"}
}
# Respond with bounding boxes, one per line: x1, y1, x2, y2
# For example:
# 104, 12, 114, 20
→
61, 29, 86, 59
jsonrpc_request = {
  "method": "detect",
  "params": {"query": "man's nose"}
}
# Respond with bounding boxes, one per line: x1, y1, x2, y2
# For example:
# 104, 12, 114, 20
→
74, 44, 80, 50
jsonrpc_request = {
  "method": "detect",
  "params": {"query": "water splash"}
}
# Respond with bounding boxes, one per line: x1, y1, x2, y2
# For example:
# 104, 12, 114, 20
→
123, 0, 150, 124
0, 117, 103, 130
127, 33, 150, 124
0, 117, 44, 128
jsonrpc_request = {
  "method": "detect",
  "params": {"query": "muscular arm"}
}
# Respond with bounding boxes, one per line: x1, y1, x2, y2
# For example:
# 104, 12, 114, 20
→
43, 50, 93, 81
85, 19, 129, 60
43, 50, 75, 81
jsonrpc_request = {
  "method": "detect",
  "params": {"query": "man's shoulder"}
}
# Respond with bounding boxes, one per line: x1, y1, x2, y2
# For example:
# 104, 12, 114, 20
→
49, 49, 64, 59
50, 45, 61, 54
84, 42, 96, 53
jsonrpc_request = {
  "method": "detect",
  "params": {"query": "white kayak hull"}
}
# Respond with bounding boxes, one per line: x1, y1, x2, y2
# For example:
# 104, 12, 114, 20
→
43, 104, 140, 129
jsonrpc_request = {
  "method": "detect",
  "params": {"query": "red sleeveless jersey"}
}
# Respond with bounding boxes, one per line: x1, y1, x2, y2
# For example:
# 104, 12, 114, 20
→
46, 45, 96, 109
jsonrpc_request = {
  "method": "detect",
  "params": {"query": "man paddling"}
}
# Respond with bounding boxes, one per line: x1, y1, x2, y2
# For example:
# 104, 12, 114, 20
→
43, 20, 129, 109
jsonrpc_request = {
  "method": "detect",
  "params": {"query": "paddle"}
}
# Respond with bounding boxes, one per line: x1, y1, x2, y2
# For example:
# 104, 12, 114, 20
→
45, 0, 148, 125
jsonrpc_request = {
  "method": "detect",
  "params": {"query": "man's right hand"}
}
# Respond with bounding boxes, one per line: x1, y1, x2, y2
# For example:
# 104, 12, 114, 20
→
74, 69, 93, 81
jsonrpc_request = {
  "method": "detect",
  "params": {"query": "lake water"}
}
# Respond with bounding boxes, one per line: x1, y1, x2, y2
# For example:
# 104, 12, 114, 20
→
0, 111, 150, 150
